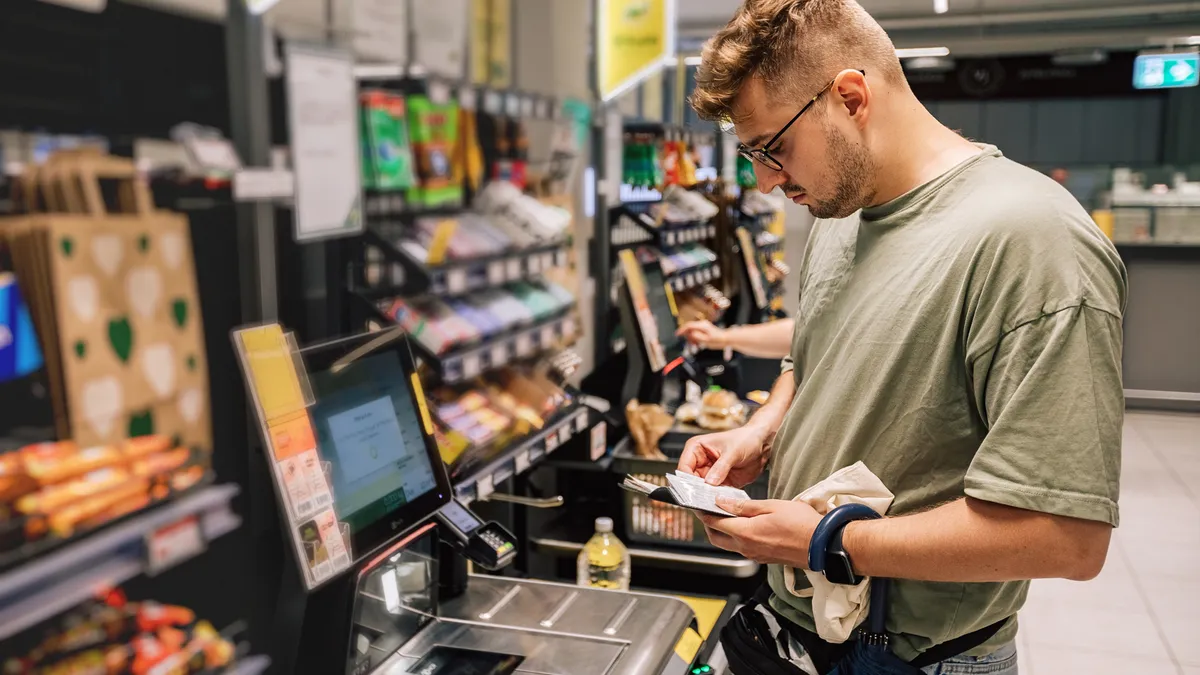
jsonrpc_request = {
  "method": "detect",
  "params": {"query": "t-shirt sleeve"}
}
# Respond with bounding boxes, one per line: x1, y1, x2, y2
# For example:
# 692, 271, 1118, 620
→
964, 305, 1123, 526
780, 354, 795, 375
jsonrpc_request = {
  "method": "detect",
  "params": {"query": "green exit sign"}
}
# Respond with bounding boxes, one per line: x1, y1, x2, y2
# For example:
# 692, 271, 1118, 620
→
1134, 53, 1200, 90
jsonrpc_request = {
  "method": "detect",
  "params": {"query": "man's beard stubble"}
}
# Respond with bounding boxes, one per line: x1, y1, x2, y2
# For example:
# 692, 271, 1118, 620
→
805, 124, 876, 220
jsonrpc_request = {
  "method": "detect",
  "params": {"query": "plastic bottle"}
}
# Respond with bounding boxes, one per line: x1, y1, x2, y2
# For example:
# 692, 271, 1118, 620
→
577, 517, 631, 590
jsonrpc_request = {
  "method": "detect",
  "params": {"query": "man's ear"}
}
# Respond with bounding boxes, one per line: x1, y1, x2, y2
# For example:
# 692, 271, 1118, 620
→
834, 70, 870, 127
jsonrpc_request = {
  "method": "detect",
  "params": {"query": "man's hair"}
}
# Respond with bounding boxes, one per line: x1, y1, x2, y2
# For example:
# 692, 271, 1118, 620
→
691, 0, 905, 122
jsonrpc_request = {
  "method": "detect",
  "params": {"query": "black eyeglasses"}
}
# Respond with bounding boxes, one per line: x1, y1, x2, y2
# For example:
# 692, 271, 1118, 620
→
735, 69, 866, 172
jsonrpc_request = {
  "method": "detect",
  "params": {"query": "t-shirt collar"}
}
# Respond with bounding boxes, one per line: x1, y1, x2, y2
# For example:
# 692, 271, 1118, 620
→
861, 144, 1003, 223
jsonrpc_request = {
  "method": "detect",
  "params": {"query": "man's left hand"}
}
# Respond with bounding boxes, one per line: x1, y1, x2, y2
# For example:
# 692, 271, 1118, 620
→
698, 497, 824, 567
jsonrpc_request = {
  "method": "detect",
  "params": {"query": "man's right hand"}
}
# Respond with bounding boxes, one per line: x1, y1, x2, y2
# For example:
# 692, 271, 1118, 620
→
677, 321, 727, 349
678, 424, 773, 488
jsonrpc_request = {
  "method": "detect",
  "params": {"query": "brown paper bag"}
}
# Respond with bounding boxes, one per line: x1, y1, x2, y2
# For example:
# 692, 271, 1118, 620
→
624, 399, 672, 460
2, 152, 211, 454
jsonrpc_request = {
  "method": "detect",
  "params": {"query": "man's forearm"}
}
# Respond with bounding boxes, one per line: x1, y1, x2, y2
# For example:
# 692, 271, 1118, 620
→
723, 320, 795, 359
841, 497, 1112, 583
746, 372, 797, 444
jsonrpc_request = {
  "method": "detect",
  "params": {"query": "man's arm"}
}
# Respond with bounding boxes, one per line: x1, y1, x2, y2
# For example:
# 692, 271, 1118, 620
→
842, 497, 1112, 582
745, 370, 797, 442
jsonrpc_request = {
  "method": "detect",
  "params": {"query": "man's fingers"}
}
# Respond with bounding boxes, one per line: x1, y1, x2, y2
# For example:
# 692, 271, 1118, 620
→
705, 453, 733, 486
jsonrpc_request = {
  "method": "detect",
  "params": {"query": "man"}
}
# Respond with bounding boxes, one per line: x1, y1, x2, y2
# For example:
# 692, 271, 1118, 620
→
678, 0, 1126, 672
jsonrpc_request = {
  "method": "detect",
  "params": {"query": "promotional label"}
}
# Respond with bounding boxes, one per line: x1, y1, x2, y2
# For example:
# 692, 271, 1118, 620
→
597, 0, 676, 101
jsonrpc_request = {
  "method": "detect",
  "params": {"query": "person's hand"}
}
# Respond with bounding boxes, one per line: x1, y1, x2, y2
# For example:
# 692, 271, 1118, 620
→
697, 497, 823, 566
677, 321, 727, 350
678, 424, 773, 488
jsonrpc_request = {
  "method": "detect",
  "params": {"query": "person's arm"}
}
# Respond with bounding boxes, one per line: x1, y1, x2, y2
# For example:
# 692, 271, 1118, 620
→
841, 497, 1111, 582
677, 319, 794, 359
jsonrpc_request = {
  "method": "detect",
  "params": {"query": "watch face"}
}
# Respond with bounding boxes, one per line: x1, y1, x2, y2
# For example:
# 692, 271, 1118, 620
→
826, 551, 857, 586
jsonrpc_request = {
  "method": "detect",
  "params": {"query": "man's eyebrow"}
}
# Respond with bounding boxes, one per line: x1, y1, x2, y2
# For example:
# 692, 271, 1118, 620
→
742, 133, 771, 148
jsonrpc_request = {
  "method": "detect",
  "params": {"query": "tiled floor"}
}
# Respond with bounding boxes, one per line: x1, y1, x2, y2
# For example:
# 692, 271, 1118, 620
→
1018, 411, 1200, 675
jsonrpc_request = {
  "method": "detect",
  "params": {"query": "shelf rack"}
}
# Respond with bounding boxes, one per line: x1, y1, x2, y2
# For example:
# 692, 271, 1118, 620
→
665, 261, 721, 293
0, 484, 241, 641
454, 403, 593, 504
610, 204, 717, 252
359, 225, 570, 299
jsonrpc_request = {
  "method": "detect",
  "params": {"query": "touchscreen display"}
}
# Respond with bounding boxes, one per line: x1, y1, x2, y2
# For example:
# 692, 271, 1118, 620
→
641, 264, 683, 363
440, 500, 482, 534
309, 352, 439, 534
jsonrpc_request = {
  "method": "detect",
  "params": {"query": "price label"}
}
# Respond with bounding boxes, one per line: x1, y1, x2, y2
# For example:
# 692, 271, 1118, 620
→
520, 96, 534, 118
540, 324, 555, 347
687, 273, 696, 287
487, 261, 505, 285
447, 268, 468, 294
708, 225, 717, 238
484, 90, 503, 114
535, 98, 550, 119
590, 422, 608, 461
665, 231, 676, 246
527, 254, 542, 275
516, 333, 534, 357
575, 411, 589, 432
545, 429, 560, 452
506, 257, 522, 280
476, 475, 495, 501
554, 250, 568, 268
514, 449, 531, 474
540, 252, 554, 270
558, 426, 571, 446
490, 342, 509, 367
459, 86, 478, 110
505, 93, 521, 117
462, 352, 482, 379
146, 516, 206, 576
429, 81, 453, 105
674, 278, 684, 291
563, 317, 577, 339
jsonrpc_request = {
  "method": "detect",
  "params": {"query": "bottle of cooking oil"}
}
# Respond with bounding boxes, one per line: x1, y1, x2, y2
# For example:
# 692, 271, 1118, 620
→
577, 517, 630, 590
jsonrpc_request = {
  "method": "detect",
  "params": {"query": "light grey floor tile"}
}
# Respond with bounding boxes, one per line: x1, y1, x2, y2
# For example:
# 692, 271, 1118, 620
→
1019, 602, 1170, 658
1024, 644, 1179, 675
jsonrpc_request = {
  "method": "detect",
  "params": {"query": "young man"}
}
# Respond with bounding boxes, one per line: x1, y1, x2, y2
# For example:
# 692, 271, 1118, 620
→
678, 0, 1126, 672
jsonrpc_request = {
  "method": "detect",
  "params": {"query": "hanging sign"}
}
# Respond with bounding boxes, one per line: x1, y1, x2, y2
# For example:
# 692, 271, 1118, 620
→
285, 44, 364, 242
412, 0, 470, 80
353, 0, 409, 66
1133, 52, 1199, 90
597, 0, 676, 101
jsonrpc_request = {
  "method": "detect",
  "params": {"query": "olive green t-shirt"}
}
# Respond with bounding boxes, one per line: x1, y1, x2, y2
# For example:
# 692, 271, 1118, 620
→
768, 145, 1126, 661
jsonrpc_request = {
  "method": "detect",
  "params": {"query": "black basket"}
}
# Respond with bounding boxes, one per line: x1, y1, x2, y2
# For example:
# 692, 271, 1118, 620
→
613, 444, 768, 551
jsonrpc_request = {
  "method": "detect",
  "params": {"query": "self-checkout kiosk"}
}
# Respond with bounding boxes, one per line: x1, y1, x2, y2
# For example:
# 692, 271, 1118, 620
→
233, 325, 702, 675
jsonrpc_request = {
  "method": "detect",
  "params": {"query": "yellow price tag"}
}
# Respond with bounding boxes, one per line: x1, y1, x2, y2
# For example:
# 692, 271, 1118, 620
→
410, 373, 434, 436
426, 218, 458, 264
664, 283, 678, 317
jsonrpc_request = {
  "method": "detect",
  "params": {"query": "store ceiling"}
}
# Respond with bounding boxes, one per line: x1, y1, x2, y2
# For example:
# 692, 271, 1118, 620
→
678, 0, 1200, 57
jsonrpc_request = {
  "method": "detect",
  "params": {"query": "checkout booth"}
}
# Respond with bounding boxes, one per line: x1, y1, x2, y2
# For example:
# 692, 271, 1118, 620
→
232, 324, 728, 675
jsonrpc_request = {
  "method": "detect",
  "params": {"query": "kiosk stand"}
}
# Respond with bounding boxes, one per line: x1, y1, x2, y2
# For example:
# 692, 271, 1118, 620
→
233, 324, 702, 675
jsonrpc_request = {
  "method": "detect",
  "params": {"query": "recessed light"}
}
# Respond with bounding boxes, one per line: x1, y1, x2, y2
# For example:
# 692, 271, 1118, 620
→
934, 0, 949, 14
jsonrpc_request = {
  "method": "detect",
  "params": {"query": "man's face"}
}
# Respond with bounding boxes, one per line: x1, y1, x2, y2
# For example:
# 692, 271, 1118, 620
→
731, 76, 874, 219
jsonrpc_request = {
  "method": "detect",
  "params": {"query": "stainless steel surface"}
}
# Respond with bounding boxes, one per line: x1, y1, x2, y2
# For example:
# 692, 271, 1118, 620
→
530, 537, 762, 578
374, 575, 694, 675
484, 493, 566, 508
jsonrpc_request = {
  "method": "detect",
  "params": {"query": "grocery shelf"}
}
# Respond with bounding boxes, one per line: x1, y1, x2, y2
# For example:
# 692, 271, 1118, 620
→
610, 205, 716, 251
226, 655, 271, 675
455, 404, 593, 505
0, 484, 241, 641
666, 262, 720, 293
360, 226, 570, 298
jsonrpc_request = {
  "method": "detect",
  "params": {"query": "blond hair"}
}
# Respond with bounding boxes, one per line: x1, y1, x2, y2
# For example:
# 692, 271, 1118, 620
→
691, 0, 905, 122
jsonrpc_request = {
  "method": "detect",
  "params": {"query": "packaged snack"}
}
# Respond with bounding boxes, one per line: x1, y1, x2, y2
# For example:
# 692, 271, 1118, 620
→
130, 448, 191, 477
46, 477, 150, 537
17, 467, 130, 515
360, 90, 417, 190
121, 435, 172, 460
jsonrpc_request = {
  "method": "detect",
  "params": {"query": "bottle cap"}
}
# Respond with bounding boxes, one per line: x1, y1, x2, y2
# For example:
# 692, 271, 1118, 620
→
595, 517, 614, 533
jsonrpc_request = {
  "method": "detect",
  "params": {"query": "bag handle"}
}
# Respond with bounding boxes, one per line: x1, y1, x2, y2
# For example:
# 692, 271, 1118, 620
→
72, 151, 154, 217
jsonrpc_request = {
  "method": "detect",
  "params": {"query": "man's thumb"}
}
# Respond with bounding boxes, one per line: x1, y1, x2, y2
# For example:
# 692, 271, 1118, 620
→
716, 496, 770, 517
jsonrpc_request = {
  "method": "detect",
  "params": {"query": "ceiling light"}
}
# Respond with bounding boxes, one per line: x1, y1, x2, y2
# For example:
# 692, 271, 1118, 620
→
683, 56, 703, 66
896, 47, 951, 59
933, 0, 948, 14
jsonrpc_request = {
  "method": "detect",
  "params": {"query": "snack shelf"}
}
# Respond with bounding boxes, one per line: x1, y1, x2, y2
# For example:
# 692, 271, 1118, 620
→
353, 292, 580, 385
610, 205, 716, 251
360, 226, 570, 298
666, 262, 721, 293
354, 64, 566, 122
454, 403, 592, 505
0, 484, 241, 641
756, 231, 783, 255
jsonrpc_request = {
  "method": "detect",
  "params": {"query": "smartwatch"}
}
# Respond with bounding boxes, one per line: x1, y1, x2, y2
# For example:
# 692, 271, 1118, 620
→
808, 503, 882, 586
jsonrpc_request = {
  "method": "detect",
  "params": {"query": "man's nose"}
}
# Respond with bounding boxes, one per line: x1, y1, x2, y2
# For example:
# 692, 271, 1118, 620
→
753, 162, 786, 194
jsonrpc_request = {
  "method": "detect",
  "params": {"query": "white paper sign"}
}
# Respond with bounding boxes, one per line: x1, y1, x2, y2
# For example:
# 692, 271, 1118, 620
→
447, 268, 468, 294
146, 516, 205, 576
490, 343, 509, 367
487, 261, 505, 285
514, 449, 531, 474
476, 475, 495, 501
462, 352, 482, 379
234, 169, 294, 201
286, 45, 363, 242
540, 324, 555, 346
411, 0, 469, 79
516, 333, 534, 357
352, 0, 408, 66
506, 257, 522, 280
575, 410, 589, 432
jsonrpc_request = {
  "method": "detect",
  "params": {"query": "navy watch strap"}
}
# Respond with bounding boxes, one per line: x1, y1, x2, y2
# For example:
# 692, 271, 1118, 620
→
808, 503, 882, 575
